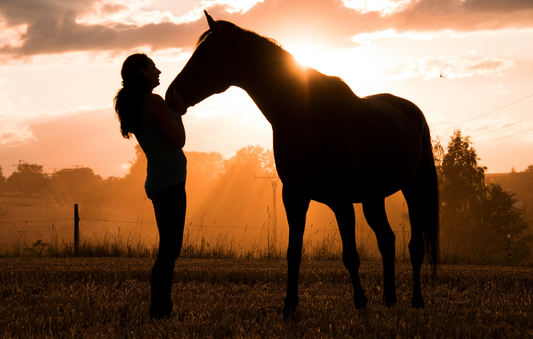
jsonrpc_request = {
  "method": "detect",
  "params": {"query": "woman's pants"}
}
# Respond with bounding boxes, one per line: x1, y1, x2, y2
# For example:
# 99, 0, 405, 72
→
147, 181, 186, 319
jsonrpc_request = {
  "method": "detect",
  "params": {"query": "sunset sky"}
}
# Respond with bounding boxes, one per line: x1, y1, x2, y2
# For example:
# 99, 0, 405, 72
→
1, 0, 532, 178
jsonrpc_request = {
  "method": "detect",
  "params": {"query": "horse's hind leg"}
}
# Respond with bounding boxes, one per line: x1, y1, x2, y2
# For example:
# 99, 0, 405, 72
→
402, 189, 426, 308
362, 200, 397, 307
329, 202, 367, 309
282, 185, 310, 321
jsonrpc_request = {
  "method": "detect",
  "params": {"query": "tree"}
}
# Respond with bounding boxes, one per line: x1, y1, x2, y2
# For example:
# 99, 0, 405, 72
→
184, 151, 225, 217
190, 145, 276, 226
102, 143, 147, 210
0, 166, 10, 219
186, 151, 224, 179
438, 129, 532, 264
439, 130, 486, 243
0, 166, 6, 192
506, 164, 533, 227
478, 184, 532, 264
5, 163, 48, 196
221, 145, 275, 183
49, 167, 102, 203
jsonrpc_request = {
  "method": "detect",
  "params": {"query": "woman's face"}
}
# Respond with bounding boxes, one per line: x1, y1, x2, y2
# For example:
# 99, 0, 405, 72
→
141, 58, 161, 90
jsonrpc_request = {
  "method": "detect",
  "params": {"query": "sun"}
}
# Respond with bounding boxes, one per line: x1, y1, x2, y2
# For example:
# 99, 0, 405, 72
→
284, 43, 327, 71
283, 43, 357, 79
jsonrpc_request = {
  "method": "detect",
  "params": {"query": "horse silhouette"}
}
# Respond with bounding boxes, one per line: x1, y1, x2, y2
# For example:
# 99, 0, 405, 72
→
167, 11, 439, 320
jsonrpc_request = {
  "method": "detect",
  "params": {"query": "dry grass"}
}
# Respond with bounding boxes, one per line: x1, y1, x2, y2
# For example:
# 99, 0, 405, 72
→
1, 258, 531, 338
0, 224, 375, 261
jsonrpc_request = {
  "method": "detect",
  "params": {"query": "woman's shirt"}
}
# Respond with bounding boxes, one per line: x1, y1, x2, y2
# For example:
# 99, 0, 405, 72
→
134, 95, 187, 194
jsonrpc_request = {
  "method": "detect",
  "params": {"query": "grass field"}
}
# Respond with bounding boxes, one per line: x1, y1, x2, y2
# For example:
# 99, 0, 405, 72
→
1, 258, 532, 338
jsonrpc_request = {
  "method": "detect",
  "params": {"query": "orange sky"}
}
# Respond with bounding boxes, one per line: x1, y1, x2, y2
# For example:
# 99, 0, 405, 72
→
1, 0, 533, 178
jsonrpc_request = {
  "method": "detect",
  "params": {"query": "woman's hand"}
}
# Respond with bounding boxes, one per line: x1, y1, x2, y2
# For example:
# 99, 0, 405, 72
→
168, 89, 185, 115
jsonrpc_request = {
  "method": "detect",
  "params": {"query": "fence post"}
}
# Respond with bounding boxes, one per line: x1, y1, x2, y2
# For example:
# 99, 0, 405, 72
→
74, 204, 79, 256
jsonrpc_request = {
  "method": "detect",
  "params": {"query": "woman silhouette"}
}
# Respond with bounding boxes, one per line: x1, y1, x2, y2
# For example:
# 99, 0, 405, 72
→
114, 53, 187, 320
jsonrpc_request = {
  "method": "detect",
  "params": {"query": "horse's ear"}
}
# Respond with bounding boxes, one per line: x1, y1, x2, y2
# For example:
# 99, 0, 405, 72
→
204, 10, 218, 32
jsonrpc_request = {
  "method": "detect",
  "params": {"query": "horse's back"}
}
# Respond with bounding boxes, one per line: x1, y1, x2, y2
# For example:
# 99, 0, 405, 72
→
361, 93, 428, 141
273, 78, 427, 200
350, 94, 424, 196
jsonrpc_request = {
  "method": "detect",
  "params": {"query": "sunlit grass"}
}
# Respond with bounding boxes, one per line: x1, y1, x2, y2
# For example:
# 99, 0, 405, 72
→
0, 221, 380, 261
0, 258, 531, 338
1, 217, 530, 267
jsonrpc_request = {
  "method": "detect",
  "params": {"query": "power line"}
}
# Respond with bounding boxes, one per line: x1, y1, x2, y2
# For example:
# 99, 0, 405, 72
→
0, 219, 71, 223
441, 124, 533, 155
475, 127, 533, 147
436, 92, 533, 134
470, 115, 533, 140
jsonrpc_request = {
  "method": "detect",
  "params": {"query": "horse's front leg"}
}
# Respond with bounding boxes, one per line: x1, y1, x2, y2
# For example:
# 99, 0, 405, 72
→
362, 200, 397, 307
282, 185, 310, 321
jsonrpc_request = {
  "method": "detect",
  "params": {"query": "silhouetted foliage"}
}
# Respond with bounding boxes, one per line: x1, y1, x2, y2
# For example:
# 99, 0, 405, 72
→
439, 130, 487, 235
191, 145, 276, 225
6, 163, 48, 196
185, 150, 224, 218
0, 169, 10, 218
0, 203, 10, 221
478, 183, 532, 264
50, 167, 102, 203
96, 175, 124, 208
505, 164, 533, 228
220, 145, 275, 184
0, 166, 6, 192
437, 129, 532, 264
186, 151, 224, 179
114, 144, 148, 210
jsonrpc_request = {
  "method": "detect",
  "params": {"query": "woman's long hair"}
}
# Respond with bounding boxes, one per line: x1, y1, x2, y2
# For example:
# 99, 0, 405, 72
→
114, 53, 149, 139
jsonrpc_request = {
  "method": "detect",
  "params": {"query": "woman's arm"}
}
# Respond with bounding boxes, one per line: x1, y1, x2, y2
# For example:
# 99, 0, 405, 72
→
146, 92, 186, 148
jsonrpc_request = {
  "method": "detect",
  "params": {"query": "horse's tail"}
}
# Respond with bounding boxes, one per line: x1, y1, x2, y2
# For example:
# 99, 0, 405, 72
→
423, 135, 440, 277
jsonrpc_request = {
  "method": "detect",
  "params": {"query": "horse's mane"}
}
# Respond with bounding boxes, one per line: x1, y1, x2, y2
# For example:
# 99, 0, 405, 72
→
198, 20, 359, 100
197, 20, 284, 53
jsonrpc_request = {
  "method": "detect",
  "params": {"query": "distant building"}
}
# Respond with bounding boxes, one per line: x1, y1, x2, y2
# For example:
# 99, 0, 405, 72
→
485, 173, 511, 186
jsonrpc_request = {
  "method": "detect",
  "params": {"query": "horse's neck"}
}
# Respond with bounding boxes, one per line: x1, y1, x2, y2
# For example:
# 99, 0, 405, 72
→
240, 58, 310, 125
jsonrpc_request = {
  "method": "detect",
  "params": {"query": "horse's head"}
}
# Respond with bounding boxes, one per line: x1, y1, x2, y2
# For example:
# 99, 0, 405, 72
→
166, 11, 244, 112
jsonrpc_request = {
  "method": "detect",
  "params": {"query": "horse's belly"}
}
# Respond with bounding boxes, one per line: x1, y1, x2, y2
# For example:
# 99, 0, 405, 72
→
273, 111, 421, 200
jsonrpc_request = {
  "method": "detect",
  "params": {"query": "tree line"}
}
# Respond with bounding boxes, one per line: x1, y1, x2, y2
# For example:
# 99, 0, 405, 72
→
1, 130, 531, 264
0, 145, 275, 225
435, 129, 532, 264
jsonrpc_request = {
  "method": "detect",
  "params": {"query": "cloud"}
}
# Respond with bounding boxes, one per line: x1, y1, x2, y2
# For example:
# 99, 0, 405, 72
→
0, 107, 137, 177
0, 0, 265, 57
390, 0, 533, 32
342, 0, 411, 16
384, 55, 516, 80
0, 123, 35, 146
0, 0, 208, 56
0, 0, 532, 57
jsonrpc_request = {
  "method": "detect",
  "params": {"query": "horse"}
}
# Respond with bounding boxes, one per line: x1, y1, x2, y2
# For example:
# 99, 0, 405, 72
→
167, 11, 439, 320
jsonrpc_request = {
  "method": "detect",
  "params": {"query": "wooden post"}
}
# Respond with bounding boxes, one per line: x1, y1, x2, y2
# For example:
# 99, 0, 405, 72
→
74, 204, 79, 256
271, 180, 278, 248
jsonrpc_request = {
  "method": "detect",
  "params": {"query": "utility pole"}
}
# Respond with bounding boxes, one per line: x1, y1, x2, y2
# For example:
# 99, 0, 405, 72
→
12, 160, 25, 205
254, 171, 279, 250
74, 204, 80, 256
43, 173, 50, 226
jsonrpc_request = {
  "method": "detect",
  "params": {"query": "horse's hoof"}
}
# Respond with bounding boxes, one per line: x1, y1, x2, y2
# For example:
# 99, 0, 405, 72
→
354, 295, 368, 309
282, 306, 296, 322
384, 293, 398, 308
411, 295, 425, 309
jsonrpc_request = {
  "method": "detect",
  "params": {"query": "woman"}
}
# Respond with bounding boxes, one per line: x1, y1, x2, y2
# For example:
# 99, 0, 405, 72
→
114, 53, 187, 320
